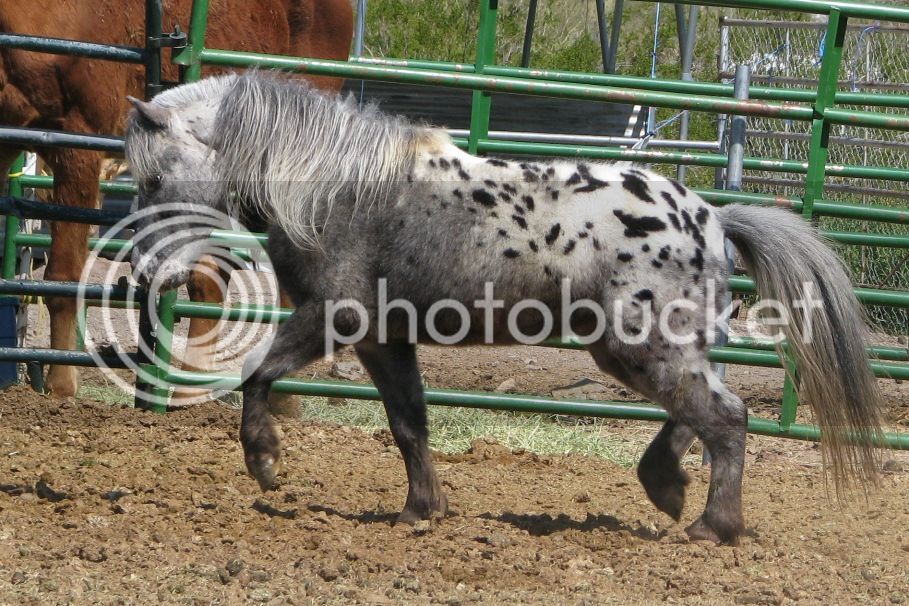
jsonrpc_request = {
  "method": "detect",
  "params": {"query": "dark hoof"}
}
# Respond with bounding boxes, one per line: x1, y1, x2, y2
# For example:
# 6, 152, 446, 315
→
638, 465, 690, 522
685, 515, 742, 545
396, 492, 449, 526
245, 454, 280, 492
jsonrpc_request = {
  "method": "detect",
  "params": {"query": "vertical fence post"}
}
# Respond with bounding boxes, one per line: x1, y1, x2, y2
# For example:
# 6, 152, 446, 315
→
780, 10, 848, 430
173, 0, 211, 81
145, 0, 163, 98
520, 0, 537, 68
724, 65, 750, 192
705, 64, 750, 465
675, 6, 699, 183
2, 155, 24, 281
605, 0, 624, 74
595, 0, 610, 73
803, 9, 846, 218
468, 0, 498, 155
136, 0, 212, 411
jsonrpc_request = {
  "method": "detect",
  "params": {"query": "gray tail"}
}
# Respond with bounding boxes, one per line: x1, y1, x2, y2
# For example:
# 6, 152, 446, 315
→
717, 204, 883, 495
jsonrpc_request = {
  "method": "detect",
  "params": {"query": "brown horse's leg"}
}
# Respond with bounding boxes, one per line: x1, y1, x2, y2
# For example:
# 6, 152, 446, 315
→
41, 144, 102, 397
170, 255, 230, 406
354, 340, 447, 524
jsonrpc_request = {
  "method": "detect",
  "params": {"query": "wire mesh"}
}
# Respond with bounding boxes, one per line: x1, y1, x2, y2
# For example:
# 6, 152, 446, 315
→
720, 19, 909, 336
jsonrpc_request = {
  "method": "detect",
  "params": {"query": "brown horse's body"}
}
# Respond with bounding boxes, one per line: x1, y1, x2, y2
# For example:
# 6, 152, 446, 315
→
0, 0, 352, 396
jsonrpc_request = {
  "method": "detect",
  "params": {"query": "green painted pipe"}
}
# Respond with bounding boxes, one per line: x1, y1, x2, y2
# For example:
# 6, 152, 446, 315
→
169, 299, 908, 378
172, 0, 211, 81
727, 275, 909, 308
825, 107, 909, 131
353, 56, 909, 110
664, 0, 909, 24
198, 48, 815, 121
18, 174, 137, 195
2, 155, 24, 280
476, 139, 909, 184
162, 369, 909, 449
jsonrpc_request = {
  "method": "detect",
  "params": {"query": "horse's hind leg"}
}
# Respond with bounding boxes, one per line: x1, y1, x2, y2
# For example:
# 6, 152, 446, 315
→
637, 420, 697, 521
589, 342, 746, 543
240, 301, 337, 490
588, 345, 697, 521
678, 380, 746, 544
354, 340, 447, 524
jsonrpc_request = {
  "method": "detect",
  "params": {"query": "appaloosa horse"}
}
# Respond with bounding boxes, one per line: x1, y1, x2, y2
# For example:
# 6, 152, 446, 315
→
125, 72, 883, 544
0, 0, 352, 397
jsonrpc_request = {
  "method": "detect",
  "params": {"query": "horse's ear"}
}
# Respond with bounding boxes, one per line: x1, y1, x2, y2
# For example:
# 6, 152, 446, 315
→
127, 96, 170, 129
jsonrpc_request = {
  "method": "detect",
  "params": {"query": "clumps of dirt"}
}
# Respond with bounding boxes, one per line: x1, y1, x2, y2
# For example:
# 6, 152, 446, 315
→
1, 387, 909, 605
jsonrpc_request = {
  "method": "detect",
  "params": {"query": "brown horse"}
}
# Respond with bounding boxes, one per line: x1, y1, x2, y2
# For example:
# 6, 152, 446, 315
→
0, 0, 352, 397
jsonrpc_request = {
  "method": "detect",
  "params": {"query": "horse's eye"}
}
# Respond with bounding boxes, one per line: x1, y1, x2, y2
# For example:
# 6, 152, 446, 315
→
145, 174, 163, 191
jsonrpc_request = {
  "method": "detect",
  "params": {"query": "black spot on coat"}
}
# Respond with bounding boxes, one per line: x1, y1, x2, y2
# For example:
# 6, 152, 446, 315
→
617, 251, 633, 262
563, 239, 576, 254
522, 195, 535, 211
621, 173, 655, 203
544, 223, 561, 245
613, 210, 667, 238
487, 158, 508, 167
634, 289, 654, 301
575, 164, 608, 193
690, 248, 705, 271
472, 189, 496, 207
512, 214, 528, 230
660, 191, 678, 210
503, 248, 520, 258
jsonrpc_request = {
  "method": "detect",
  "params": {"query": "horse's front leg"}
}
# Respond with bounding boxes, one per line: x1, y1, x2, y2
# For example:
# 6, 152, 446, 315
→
354, 340, 447, 524
240, 302, 332, 490
42, 145, 102, 397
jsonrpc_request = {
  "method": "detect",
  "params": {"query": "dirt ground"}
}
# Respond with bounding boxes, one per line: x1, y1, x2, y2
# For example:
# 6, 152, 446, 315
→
9, 261, 909, 604
1, 377, 909, 605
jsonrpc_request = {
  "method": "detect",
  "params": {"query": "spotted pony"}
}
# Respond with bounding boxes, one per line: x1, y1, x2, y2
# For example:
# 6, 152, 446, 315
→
125, 72, 883, 545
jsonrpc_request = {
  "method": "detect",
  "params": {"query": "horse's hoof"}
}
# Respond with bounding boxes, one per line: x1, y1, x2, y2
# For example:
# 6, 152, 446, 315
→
685, 516, 740, 545
396, 492, 448, 526
45, 365, 79, 398
638, 466, 689, 522
246, 456, 279, 492
395, 508, 423, 526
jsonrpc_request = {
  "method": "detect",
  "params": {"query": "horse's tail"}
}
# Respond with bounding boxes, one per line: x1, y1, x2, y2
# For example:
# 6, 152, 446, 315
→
716, 204, 883, 495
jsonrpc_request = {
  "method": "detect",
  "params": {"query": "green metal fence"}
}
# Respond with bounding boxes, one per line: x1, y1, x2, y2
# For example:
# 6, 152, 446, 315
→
1, 0, 907, 449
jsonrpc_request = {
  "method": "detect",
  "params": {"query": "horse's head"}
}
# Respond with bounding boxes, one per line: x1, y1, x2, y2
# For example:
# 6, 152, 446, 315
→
124, 83, 229, 290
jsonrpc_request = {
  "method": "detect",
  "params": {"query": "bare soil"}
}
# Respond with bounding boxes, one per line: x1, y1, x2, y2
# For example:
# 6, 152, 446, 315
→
10, 260, 909, 604
1, 386, 909, 606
